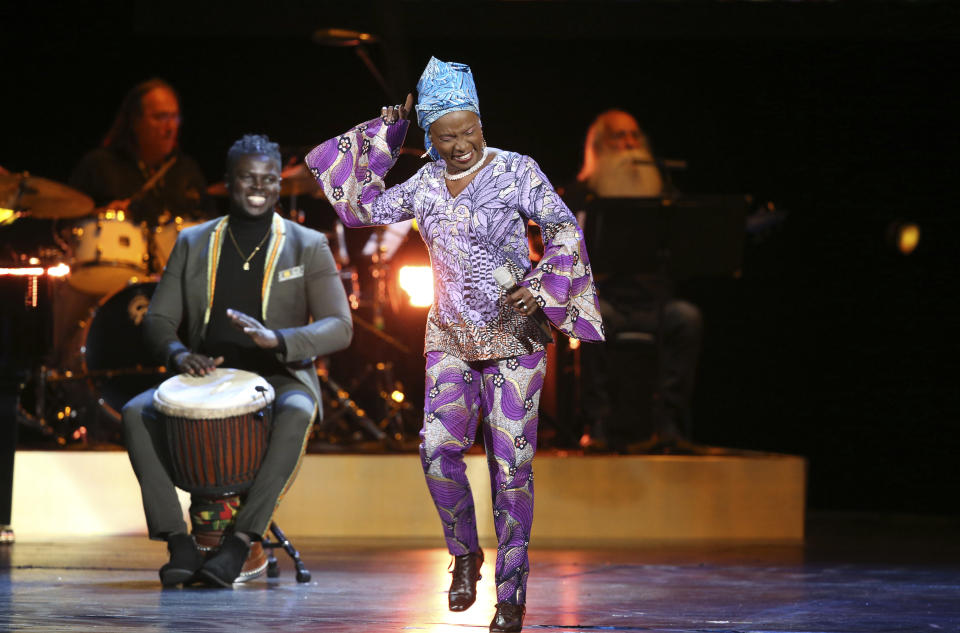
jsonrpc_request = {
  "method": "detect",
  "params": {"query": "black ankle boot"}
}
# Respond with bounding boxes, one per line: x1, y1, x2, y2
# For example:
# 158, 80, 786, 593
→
490, 602, 525, 632
448, 549, 483, 611
198, 533, 250, 588
159, 533, 203, 587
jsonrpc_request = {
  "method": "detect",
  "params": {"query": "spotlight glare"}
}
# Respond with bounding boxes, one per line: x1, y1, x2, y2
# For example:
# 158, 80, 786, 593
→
47, 263, 70, 277
398, 266, 434, 307
898, 223, 920, 255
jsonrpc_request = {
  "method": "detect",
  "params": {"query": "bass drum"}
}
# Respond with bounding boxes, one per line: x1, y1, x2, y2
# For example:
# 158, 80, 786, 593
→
82, 281, 167, 422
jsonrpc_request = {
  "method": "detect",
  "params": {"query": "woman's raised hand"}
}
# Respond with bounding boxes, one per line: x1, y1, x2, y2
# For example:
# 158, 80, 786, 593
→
380, 93, 415, 124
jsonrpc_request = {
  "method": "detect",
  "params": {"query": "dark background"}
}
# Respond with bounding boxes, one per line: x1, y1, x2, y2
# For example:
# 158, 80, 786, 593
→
4, 1, 958, 516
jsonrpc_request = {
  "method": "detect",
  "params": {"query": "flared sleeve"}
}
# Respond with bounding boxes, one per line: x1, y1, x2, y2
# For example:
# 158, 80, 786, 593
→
305, 117, 413, 227
516, 156, 605, 342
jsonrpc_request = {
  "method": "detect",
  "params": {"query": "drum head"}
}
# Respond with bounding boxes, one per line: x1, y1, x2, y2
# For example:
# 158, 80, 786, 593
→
153, 368, 275, 418
83, 281, 166, 420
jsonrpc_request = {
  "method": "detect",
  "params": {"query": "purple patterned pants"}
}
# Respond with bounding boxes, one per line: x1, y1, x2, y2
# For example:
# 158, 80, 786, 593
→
420, 350, 547, 605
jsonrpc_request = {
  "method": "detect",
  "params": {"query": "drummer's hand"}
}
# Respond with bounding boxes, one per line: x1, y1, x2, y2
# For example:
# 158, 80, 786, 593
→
106, 198, 131, 211
380, 93, 414, 124
507, 286, 538, 317
227, 309, 279, 349
174, 351, 224, 377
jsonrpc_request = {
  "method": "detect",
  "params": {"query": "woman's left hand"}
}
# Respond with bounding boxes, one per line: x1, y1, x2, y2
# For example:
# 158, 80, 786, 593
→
381, 93, 415, 124
507, 286, 537, 316
227, 309, 279, 349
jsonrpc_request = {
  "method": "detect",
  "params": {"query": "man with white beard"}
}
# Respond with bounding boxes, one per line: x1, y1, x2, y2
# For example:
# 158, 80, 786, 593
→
561, 110, 702, 453
577, 110, 664, 199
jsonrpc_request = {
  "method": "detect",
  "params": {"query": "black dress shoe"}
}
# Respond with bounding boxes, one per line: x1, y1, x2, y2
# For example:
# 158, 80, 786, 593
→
448, 549, 483, 611
159, 533, 204, 587
197, 533, 250, 588
490, 602, 525, 632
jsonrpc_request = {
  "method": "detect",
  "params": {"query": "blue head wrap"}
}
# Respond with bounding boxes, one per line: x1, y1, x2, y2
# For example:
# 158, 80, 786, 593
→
415, 56, 480, 161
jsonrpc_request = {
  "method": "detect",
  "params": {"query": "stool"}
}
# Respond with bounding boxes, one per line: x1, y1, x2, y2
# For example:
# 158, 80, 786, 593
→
605, 330, 660, 447
189, 495, 310, 583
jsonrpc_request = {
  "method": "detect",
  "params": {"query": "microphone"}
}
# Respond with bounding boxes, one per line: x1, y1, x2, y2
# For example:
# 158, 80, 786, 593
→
626, 158, 687, 170
492, 266, 554, 340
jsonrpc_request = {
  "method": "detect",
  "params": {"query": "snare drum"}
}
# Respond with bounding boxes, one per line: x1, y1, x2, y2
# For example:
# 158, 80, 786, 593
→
153, 368, 275, 497
69, 214, 148, 294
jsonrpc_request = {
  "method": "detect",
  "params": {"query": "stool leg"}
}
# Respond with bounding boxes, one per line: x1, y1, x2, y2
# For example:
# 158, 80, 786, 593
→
268, 521, 311, 583
263, 534, 280, 578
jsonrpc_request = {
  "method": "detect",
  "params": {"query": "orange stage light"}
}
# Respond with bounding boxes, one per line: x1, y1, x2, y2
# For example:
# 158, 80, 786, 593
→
0, 263, 71, 277
897, 223, 920, 255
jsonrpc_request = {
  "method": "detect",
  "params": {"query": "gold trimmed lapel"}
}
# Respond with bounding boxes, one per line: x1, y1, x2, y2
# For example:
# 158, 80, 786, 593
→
261, 213, 287, 321
203, 216, 229, 330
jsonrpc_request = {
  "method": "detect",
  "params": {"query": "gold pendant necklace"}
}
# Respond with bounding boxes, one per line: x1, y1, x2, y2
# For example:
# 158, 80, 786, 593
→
227, 224, 271, 271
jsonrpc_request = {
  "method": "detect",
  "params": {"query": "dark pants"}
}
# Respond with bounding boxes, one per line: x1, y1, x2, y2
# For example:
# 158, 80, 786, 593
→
581, 296, 703, 441
122, 374, 316, 540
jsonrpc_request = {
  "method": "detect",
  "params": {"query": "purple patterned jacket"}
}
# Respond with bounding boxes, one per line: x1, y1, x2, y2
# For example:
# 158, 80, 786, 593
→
306, 117, 604, 361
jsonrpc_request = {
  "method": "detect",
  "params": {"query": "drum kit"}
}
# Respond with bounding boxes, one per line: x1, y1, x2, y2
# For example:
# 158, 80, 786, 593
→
1, 172, 205, 444
4, 169, 421, 450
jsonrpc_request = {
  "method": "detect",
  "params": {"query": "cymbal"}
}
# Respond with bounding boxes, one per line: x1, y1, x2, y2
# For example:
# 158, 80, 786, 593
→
0, 173, 95, 219
206, 164, 321, 198
279, 163, 321, 197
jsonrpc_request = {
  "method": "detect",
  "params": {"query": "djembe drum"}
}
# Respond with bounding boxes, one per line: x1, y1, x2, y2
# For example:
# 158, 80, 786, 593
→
152, 368, 275, 582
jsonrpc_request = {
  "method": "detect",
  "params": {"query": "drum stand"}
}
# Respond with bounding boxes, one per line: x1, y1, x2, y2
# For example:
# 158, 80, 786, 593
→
316, 367, 388, 444
263, 521, 311, 583
315, 232, 415, 450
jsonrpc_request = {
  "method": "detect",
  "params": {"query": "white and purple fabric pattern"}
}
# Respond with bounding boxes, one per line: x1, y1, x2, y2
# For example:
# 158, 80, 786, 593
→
305, 117, 605, 361
421, 350, 546, 605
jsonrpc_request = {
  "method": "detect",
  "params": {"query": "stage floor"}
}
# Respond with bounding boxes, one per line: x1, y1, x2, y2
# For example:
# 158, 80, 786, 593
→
2, 514, 959, 632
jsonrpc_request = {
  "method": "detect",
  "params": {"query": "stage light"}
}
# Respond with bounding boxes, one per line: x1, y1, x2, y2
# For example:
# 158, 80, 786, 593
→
897, 223, 920, 255
887, 221, 921, 255
312, 27, 379, 47
0, 267, 44, 276
0, 263, 69, 277
398, 265, 434, 307
46, 263, 70, 277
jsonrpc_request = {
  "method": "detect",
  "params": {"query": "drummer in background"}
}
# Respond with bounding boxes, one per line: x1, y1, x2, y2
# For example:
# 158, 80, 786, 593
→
121, 134, 353, 587
69, 78, 209, 225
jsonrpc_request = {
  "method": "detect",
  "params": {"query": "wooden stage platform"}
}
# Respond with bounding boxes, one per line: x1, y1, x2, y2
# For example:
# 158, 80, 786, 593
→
3, 513, 960, 632
10, 448, 805, 543
7, 452, 960, 632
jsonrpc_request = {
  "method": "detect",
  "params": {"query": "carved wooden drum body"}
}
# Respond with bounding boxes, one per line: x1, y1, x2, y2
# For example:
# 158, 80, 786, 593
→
154, 368, 274, 497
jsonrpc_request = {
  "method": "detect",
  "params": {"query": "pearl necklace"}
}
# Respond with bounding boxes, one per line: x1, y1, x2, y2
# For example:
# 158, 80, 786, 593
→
444, 148, 489, 180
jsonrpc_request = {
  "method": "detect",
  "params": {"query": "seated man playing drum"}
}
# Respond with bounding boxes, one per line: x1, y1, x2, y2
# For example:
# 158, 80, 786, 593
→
122, 134, 353, 587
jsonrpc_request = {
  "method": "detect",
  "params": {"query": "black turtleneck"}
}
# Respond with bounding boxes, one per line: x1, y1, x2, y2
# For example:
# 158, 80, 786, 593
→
200, 209, 285, 376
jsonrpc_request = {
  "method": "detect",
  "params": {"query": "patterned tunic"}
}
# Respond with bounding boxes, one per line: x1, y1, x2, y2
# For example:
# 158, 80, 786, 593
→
306, 117, 604, 360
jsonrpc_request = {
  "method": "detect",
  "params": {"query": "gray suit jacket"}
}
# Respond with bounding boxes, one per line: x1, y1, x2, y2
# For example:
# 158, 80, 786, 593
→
143, 213, 353, 410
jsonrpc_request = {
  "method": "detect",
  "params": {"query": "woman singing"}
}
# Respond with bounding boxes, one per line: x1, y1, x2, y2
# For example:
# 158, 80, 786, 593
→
306, 57, 603, 632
